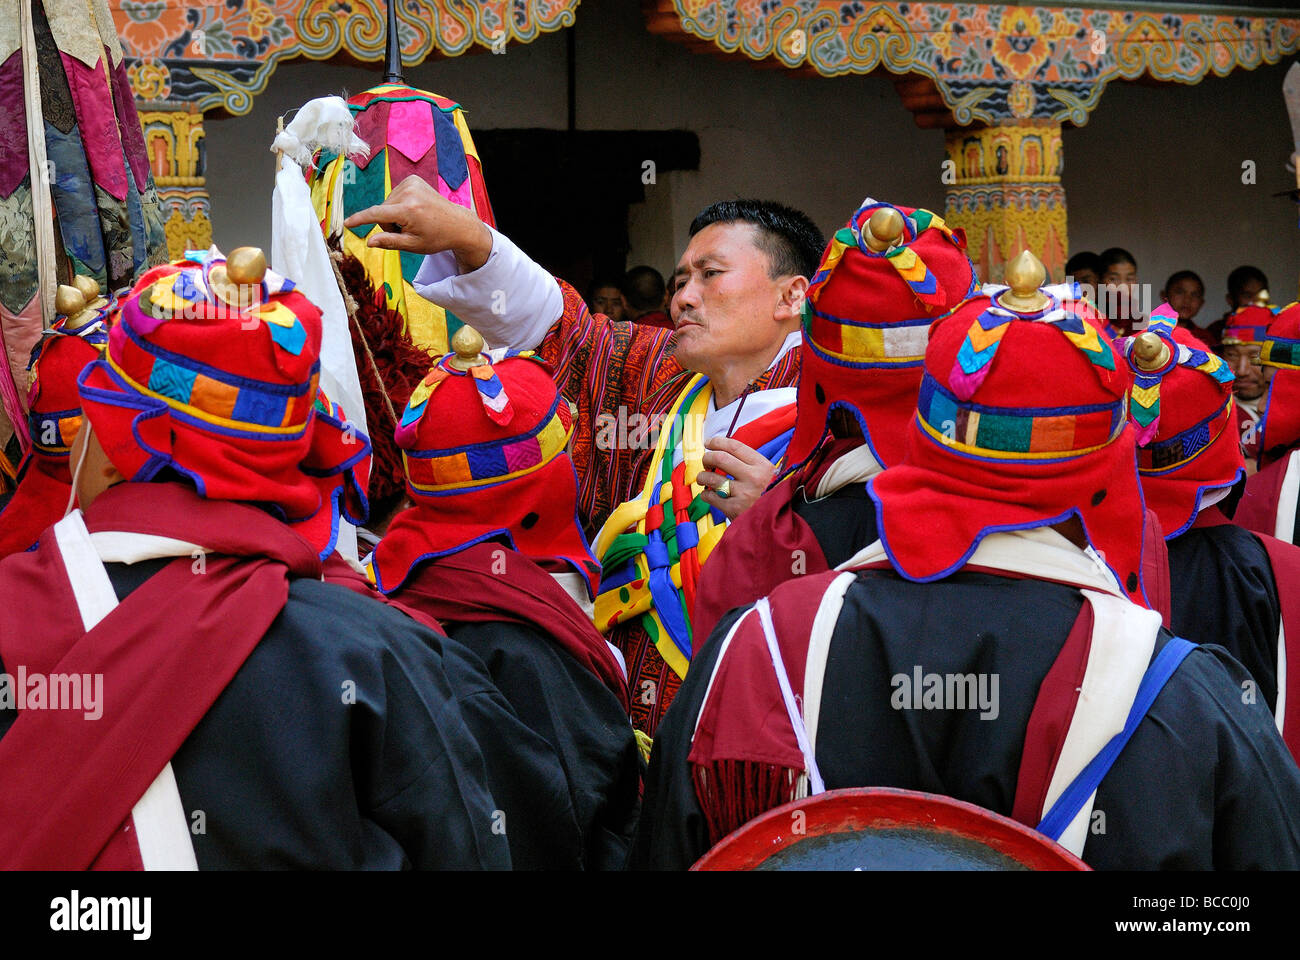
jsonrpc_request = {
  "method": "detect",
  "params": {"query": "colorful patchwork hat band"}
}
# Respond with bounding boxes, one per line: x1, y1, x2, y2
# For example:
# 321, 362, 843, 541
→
1259, 301, 1300, 371
783, 197, 979, 478
372, 326, 600, 595
76, 246, 369, 558
1117, 307, 1240, 537
1220, 301, 1276, 346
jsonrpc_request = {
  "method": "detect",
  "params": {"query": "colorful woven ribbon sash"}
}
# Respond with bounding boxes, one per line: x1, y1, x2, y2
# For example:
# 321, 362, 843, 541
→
593, 375, 719, 678
593, 375, 794, 678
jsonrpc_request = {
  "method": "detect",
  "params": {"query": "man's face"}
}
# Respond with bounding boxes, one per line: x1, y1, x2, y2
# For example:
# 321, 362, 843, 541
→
1100, 260, 1139, 322
1072, 267, 1099, 300
590, 285, 627, 322
1221, 343, 1270, 402
1230, 277, 1265, 310
670, 222, 796, 375
1163, 278, 1204, 322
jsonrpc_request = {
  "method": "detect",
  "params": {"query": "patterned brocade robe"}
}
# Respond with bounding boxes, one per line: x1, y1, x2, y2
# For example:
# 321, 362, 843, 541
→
539, 281, 801, 737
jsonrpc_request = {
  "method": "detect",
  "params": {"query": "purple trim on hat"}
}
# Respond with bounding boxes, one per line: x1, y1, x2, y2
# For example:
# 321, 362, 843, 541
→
865, 459, 1153, 610
1163, 467, 1246, 541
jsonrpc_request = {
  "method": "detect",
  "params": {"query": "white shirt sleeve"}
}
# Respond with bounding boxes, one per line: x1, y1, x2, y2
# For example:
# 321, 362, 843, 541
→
412, 225, 564, 352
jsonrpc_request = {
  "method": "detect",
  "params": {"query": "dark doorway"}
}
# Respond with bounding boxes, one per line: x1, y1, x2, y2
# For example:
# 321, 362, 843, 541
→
472, 129, 699, 295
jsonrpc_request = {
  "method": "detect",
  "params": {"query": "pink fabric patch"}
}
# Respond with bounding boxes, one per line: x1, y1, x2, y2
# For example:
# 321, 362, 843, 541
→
387, 100, 434, 163
0, 293, 43, 455
503, 437, 542, 472
110, 57, 150, 193
0, 51, 28, 199
61, 51, 126, 201
437, 173, 472, 209
352, 100, 390, 170
121, 293, 167, 336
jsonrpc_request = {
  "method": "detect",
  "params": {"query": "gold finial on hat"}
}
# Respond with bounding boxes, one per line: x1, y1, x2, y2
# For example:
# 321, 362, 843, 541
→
1132, 331, 1170, 372
71, 275, 108, 311
227, 247, 268, 286
863, 207, 905, 252
1000, 250, 1049, 312
210, 246, 268, 310
448, 324, 487, 370
55, 284, 95, 327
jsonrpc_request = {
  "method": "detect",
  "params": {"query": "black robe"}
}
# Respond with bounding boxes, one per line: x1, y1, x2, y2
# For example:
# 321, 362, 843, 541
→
1167, 524, 1281, 711
440, 619, 642, 870
0, 557, 513, 870
633, 569, 1300, 870
791, 481, 880, 568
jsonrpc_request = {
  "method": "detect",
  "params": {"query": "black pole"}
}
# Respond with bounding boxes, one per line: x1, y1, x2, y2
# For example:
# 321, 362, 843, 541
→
566, 26, 576, 132
384, 0, 405, 84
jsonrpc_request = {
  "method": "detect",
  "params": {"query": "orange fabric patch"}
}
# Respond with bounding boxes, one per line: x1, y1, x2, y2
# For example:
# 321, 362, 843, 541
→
189, 374, 238, 419
1029, 414, 1076, 452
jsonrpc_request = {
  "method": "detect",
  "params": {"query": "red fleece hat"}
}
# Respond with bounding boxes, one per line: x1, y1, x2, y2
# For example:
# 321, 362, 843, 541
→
1259, 301, 1300, 463
0, 329, 101, 558
784, 199, 978, 476
75, 247, 371, 559
868, 278, 1152, 606
1118, 305, 1242, 539
371, 331, 599, 595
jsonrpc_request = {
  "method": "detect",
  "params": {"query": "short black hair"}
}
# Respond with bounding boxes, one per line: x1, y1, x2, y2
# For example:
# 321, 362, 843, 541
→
1065, 251, 1102, 277
1098, 247, 1138, 273
688, 199, 825, 280
622, 265, 666, 312
1227, 265, 1268, 298
1163, 270, 1204, 294
586, 277, 624, 301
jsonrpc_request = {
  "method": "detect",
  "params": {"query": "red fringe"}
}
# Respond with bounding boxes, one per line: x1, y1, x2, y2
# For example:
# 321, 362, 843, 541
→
691, 759, 802, 848
336, 250, 437, 507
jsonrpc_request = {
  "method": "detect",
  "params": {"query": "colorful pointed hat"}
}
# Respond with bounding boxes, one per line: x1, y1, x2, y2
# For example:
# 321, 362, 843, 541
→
1117, 305, 1241, 538
0, 283, 107, 558
371, 325, 599, 595
75, 247, 371, 559
783, 199, 978, 477
307, 84, 494, 355
868, 251, 1151, 606
1258, 300, 1300, 465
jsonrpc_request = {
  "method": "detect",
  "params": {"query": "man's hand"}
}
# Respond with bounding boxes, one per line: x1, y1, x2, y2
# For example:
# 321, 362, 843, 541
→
343, 175, 493, 272
697, 436, 777, 521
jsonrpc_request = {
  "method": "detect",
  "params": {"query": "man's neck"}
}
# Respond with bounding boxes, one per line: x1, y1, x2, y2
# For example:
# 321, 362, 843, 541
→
706, 335, 794, 408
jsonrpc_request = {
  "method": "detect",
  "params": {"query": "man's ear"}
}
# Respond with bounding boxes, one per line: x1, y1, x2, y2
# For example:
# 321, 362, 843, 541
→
775, 275, 809, 324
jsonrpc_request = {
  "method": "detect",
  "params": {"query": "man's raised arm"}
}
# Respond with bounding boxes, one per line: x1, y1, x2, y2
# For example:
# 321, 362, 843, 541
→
344, 175, 563, 351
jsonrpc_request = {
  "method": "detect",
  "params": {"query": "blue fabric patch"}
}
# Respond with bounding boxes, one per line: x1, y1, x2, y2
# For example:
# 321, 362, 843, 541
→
148, 359, 197, 403
928, 387, 958, 435
432, 108, 469, 191
464, 443, 508, 479
231, 385, 288, 427
266, 318, 307, 356
44, 124, 105, 276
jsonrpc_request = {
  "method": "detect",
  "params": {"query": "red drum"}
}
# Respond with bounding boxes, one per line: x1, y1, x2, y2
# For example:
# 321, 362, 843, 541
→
691, 787, 1090, 871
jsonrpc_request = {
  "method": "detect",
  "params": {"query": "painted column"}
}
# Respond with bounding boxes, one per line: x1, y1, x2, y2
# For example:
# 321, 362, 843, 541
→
943, 120, 1067, 285
136, 104, 211, 259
